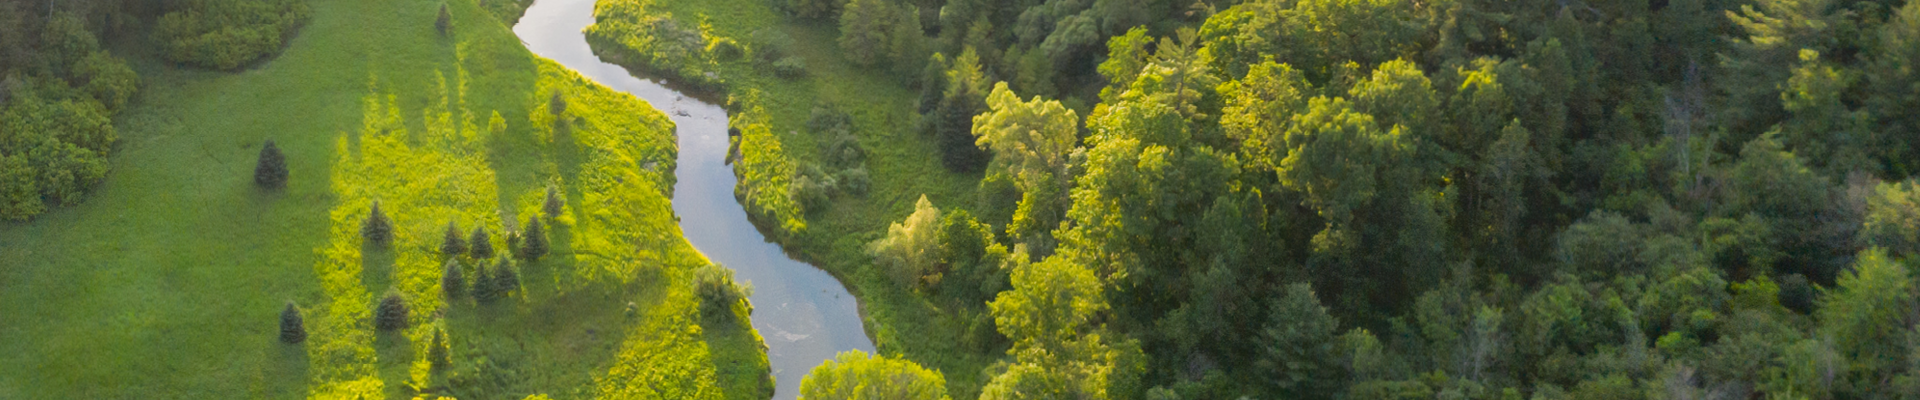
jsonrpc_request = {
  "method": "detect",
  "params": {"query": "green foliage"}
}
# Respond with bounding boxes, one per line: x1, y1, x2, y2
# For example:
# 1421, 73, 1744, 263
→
1197, 0, 1420, 81
469, 225, 495, 259
728, 99, 806, 236
254, 139, 288, 188
584, 0, 725, 91
442, 221, 468, 257
1817, 249, 1915, 389
799, 350, 951, 400
473, 261, 499, 303
694, 263, 753, 321
772, 56, 808, 78
493, 257, 520, 297
359, 200, 394, 248
519, 215, 548, 261
933, 47, 991, 172
279, 302, 306, 344
973, 82, 1078, 247
1860, 179, 1920, 258
437, 3, 453, 36
155, 0, 312, 70
543, 186, 565, 218
869, 195, 942, 289
0, 81, 115, 221
428, 326, 452, 373
838, 0, 926, 72
1258, 283, 1345, 399
375, 289, 410, 331
442, 258, 466, 299
777, 0, 845, 19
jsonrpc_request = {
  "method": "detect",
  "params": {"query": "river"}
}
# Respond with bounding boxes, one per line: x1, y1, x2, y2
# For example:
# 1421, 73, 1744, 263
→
511, 1, 878, 399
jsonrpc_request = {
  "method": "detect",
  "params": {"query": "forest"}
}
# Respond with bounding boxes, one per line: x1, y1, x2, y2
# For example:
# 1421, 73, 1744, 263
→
592, 0, 1920, 398
5, 0, 1920, 398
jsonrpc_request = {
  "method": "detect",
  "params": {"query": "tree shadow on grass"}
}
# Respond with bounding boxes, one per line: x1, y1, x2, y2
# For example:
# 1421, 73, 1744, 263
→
360, 244, 396, 295
374, 329, 416, 400
268, 339, 312, 398
700, 311, 774, 400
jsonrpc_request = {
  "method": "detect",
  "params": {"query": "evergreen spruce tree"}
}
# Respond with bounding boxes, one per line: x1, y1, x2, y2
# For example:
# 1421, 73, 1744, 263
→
520, 216, 548, 261
434, 3, 451, 36
473, 262, 498, 303
493, 257, 520, 297
469, 226, 493, 259
279, 301, 306, 344
255, 139, 288, 189
440, 221, 465, 257
549, 92, 567, 117
543, 186, 565, 219
361, 201, 394, 248
428, 326, 451, 373
441, 259, 465, 299
375, 289, 409, 331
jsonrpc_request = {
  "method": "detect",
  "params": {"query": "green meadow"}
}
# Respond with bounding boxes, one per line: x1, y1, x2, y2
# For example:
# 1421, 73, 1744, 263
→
587, 0, 999, 395
0, 0, 769, 398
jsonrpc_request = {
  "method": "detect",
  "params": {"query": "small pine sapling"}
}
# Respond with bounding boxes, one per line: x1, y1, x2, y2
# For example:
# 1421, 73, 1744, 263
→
427, 326, 452, 372
255, 140, 288, 188
441, 259, 465, 299
440, 221, 466, 257
375, 289, 409, 331
361, 201, 394, 248
543, 187, 565, 219
280, 301, 306, 344
519, 216, 548, 261
469, 226, 494, 259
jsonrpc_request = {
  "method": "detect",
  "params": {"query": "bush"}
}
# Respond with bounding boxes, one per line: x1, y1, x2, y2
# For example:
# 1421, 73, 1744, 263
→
375, 289, 409, 331
254, 139, 287, 188
441, 259, 465, 299
708, 37, 744, 61
518, 215, 549, 261
469, 226, 494, 259
543, 186, 565, 218
772, 56, 807, 79
440, 221, 466, 257
694, 264, 752, 321
360, 200, 393, 248
790, 167, 834, 213
835, 167, 870, 197
868, 195, 941, 289
155, 0, 311, 70
748, 28, 795, 64
279, 301, 306, 344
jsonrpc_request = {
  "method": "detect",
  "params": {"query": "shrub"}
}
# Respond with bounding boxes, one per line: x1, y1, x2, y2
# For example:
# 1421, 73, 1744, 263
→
427, 326, 451, 372
772, 56, 807, 79
279, 301, 306, 344
154, 0, 311, 70
374, 289, 409, 331
440, 221, 466, 257
254, 139, 287, 188
790, 168, 834, 213
835, 167, 870, 197
519, 216, 549, 261
441, 259, 465, 299
694, 264, 752, 321
708, 37, 744, 61
542, 186, 565, 218
435, 3, 452, 37
360, 200, 393, 248
868, 195, 941, 289
748, 28, 795, 64
469, 226, 494, 259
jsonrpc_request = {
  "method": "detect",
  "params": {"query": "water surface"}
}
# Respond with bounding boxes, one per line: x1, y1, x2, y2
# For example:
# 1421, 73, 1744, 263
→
513, 2, 876, 398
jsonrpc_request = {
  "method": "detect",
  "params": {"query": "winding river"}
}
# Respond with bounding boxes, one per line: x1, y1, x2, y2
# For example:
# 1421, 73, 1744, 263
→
512, 1, 877, 398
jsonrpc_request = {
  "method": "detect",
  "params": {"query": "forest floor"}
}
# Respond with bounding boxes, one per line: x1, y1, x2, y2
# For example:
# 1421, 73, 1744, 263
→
589, 0, 1000, 397
0, 0, 769, 398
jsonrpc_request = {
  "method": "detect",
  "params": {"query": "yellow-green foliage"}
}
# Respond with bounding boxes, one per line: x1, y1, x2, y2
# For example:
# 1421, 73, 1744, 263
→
155, 0, 312, 70
0, 0, 767, 397
583, 0, 725, 91
799, 350, 951, 400
730, 98, 806, 236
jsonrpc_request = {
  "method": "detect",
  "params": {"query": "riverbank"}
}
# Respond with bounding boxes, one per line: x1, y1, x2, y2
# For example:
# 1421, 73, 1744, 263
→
0, 0, 768, 398
585, 0, 1003, 396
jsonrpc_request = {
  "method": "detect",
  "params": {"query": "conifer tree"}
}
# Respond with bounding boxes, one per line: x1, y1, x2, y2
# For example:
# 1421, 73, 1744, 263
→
255, 139, 288, 189
375, 289, 409, 331
469, 226, 493, 259
520, 216, 548, 261
473, 261, 498, 303
441, 259, 465, 299
543, 186, 565, 219
361, 201, 394, 248
440, 221, 465, 257
427, 326, 451, 372
493, 257, 520, 297
279, 301, 306, 344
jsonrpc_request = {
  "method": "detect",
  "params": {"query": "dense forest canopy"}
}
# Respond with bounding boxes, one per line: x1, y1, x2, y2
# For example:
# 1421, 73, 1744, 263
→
823, 0, 1920, 397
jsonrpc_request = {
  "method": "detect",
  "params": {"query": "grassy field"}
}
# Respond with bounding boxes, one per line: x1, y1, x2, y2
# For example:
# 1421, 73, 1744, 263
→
586, 0, 1002, 396
0, 0, 769, 398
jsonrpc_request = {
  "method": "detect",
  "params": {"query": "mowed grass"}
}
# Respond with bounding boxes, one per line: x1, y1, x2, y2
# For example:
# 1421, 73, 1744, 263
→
0, 0, 769, 398
590, 0, 1000, 397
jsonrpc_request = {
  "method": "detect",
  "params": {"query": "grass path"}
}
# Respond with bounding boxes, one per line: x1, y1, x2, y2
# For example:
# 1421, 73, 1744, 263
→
0, 0, 768, 398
